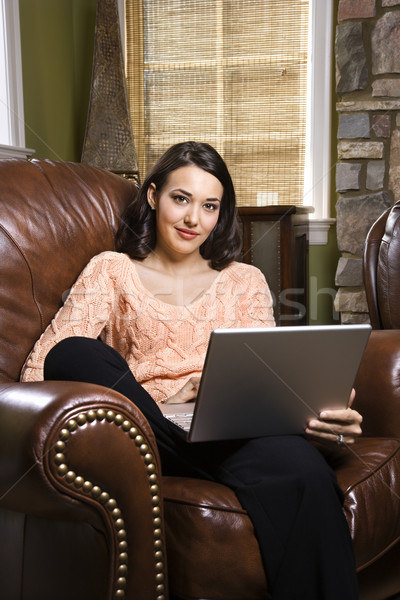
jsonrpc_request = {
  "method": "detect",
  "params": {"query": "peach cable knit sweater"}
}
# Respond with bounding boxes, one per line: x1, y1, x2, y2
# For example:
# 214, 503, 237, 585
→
21, 251, 275, 403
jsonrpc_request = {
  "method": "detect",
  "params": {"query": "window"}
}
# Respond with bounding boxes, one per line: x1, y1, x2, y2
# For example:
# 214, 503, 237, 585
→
124, 0, 334, 240
0, 0, 31, 158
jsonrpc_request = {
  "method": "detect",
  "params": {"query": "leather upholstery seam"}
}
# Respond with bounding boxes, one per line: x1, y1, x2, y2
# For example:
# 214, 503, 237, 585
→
163, 497, 248, 515
0, 223, 44, 331
357, 533, 400, 572
344, 442, 400, 495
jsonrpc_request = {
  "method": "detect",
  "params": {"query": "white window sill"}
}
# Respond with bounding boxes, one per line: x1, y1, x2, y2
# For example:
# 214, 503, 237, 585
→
0, 144, 34, 159
308, 217, 336, 245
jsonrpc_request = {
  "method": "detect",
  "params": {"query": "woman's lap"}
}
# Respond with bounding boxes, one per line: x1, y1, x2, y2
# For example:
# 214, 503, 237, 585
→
44, 336, 358, 599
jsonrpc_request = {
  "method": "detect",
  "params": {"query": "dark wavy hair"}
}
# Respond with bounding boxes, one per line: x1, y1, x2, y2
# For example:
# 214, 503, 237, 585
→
115, 141, 242, 270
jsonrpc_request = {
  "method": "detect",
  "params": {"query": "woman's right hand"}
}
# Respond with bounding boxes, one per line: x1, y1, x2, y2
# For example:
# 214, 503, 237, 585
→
165, 377, 201, 404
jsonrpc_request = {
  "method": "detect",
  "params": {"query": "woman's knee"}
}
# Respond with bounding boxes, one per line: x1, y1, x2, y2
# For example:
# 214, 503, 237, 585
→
218, 435, 340, 495
44, 336, 125, 382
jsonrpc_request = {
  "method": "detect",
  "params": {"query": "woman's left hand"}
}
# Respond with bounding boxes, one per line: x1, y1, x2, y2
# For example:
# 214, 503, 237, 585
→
305, 389, 363, 446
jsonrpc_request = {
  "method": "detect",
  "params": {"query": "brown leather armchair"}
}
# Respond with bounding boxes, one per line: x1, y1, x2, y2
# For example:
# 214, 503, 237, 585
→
1, 159, 400, 600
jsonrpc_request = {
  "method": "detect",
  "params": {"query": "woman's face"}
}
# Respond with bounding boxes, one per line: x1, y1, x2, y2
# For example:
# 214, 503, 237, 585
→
147, 165, 223, 259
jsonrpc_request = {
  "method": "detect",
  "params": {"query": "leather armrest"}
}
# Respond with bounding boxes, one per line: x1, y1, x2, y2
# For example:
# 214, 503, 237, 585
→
354, 330, 400, 437
363, 208, 390, 329
0, 380, 167, 600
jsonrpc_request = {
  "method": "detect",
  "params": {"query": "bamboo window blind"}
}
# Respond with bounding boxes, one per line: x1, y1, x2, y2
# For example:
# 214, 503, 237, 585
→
125, 0, 309, 207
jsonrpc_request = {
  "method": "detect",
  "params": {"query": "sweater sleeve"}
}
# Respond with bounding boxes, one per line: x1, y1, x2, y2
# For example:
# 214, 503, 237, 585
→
237, 265, 275, 328
20, 253, 115, 382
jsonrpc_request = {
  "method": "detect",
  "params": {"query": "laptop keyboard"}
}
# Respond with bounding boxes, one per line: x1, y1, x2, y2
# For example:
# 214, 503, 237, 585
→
165, 412, 193, 432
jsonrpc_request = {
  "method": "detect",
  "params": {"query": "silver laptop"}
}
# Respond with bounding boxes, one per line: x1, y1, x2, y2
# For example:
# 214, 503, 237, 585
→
161, 324, 371, 443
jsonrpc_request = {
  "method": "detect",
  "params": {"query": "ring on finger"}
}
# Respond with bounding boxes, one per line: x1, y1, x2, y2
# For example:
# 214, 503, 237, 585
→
336, 433, 344, 446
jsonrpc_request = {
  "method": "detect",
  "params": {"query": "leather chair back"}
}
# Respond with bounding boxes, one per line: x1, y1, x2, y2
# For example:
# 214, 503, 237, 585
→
0, 159, 137, 382
364, 201, 400, 329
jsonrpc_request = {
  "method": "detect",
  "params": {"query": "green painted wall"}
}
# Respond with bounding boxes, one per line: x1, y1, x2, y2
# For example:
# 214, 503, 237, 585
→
18, 0, 341, 324
19, 0, 96, 161
308, 228, 340, 325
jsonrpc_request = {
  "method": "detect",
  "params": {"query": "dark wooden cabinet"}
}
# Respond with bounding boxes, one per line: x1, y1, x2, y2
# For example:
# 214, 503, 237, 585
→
238, 206, 309, 326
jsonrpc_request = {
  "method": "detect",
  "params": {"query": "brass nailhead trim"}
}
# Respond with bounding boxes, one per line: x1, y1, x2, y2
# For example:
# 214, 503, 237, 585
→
54, 409, 165, 600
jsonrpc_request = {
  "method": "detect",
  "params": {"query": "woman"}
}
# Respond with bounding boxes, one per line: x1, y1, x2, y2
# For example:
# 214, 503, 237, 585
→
21, 142, 362, 599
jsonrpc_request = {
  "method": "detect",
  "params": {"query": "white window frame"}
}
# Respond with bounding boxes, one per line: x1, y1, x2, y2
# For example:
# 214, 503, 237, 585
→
120, 0, 335, 244
0, 0, 33, 158
304, 0, 335, 244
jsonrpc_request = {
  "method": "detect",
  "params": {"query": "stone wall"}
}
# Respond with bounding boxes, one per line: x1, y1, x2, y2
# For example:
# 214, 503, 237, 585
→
334, 0, 400, 323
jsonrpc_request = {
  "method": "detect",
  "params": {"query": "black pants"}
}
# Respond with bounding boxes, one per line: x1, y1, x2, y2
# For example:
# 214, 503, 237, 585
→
45, 337, 358, 600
